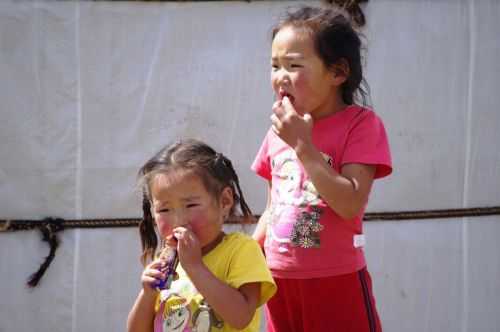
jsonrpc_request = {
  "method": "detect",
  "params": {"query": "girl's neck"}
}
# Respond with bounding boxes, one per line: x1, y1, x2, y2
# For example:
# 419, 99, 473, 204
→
311, 87, 348, 120
330, 99, 348, 116
313, 98, 348, 120
201, 231, 225, 255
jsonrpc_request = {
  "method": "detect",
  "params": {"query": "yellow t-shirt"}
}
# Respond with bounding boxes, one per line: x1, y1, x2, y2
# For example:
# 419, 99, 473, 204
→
154, 232, 276, 332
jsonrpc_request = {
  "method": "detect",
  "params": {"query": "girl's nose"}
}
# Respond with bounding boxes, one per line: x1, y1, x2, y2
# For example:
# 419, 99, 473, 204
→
171, 211, 188, 228
276, 69, 290, 86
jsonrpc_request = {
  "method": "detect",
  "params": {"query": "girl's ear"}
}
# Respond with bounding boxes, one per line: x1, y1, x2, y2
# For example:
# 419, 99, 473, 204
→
220, 186, 234, 217
330, 58, 349, 86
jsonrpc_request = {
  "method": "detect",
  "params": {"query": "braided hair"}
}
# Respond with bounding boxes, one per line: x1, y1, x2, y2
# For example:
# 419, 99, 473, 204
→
137, 139, 253, 264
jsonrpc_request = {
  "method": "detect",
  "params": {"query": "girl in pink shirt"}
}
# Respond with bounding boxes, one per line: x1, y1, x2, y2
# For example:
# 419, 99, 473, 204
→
252, 4, 392, 332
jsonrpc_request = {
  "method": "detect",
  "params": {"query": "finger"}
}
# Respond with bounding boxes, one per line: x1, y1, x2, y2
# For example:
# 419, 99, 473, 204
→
142, 275, 160, 286
174, 227, 195, 249
147, 259, 164, 270
272, 100, 282, 109
173, 226, 189, 240
303, 112, 314, 126
281, 96, 297, 114
271, 124, 279, 135
144, 270, 164, 281
178, 235, 189, 250
270, 113, 281, 127
180, 229, 195, 246
270, 114, 281, 135
272, 100, 285, 117
146, 263, 165, 274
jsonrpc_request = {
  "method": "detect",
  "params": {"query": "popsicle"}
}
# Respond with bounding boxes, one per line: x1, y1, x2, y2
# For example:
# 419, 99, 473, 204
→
155, 246, 179, 291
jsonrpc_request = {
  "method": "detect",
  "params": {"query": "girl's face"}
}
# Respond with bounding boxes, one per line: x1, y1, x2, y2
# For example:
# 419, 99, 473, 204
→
271, 26, 346, 119
150, 170, 232, 249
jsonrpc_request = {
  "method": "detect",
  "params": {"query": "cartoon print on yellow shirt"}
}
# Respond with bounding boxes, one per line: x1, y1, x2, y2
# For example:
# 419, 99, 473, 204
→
154, 278, 223, 332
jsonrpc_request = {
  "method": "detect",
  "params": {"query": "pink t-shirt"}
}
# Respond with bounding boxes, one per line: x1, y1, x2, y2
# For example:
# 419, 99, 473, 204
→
252, 105, 392, 278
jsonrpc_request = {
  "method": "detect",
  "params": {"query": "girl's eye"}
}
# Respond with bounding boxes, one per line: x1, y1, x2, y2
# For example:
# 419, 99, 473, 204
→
187, 203, 199, 208
290, 64, 303, 68
157, 208, 170, 213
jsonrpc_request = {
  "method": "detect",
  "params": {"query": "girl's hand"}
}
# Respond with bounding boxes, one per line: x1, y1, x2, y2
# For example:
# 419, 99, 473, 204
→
140, 259, 165, 294
172, 226, 203, 271
270, 96, 314, 151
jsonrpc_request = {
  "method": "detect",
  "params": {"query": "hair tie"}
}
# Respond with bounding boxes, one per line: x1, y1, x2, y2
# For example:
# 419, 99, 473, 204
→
215, 152, 226, 168
330, 0, 367, 27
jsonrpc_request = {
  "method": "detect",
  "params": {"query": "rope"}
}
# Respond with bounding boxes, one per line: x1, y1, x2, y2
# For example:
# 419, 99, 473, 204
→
26, 219, 64, 287
363, 206, 500, 221
0, 217, 140, 287
2, 206, 498, 231
0, 218, 141, 231
1, 206, 499, 287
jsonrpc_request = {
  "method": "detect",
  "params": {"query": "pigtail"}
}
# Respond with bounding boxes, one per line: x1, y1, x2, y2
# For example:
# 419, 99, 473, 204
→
214, 153, 253, 224
224, 157, 253, 222
139, 192, 158, 265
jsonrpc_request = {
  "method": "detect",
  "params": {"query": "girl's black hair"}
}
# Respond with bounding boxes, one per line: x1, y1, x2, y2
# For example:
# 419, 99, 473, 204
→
272, 1, 370, 106
137, 139, 253, 264
325, 0, 368, 27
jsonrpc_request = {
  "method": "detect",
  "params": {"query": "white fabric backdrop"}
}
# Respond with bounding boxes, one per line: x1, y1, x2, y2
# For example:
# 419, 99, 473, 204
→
1, 1, 499, 331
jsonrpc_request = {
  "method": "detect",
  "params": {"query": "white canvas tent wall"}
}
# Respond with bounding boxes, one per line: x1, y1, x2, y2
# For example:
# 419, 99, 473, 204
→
1, 1, 499, 331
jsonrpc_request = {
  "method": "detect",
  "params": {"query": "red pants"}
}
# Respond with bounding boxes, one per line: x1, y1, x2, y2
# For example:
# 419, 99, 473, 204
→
266, 267, 382, 332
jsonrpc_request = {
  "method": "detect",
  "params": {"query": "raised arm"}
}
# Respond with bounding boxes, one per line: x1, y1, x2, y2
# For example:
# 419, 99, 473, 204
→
295, 145, 375, 219
175, 227, 261, 329
271, 97, 375, 219
187, 263, 261, 329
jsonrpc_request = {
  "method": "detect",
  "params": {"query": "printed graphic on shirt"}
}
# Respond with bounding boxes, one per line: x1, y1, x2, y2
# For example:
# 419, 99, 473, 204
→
154, 279, 223, 332
267, 150, 331, 249
289, 206, 324, 248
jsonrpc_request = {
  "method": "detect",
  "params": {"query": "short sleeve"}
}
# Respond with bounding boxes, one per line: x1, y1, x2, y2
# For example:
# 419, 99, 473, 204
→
342, 111, 392, 179
226, 236, 277, 307
251, 129, 272, 181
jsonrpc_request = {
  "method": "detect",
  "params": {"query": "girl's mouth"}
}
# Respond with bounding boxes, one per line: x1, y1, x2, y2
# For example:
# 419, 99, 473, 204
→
278, 91, 295, 104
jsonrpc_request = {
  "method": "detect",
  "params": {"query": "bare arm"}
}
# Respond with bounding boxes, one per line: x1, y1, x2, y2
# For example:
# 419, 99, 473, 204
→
252, 181, 272, 247
174, 227, 261, 329
271, 97, 375, 219
295, 143, 375, 219
127, 289, 156, 332
127, 259, 165, 332
187, 264, 260, 329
